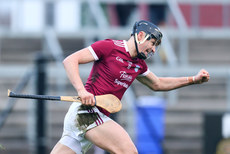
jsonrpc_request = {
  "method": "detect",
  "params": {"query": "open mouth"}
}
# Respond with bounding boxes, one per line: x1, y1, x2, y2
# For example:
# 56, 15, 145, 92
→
146, 49, 153, 55
145, 49, 150, 53
145, 49, 154, 59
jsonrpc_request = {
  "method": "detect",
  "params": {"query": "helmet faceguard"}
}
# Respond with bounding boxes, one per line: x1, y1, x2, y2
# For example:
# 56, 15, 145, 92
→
131, 20, 163, 60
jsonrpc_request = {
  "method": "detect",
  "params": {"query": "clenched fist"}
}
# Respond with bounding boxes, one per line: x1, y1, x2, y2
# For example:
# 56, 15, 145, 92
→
195, 69, 210, 84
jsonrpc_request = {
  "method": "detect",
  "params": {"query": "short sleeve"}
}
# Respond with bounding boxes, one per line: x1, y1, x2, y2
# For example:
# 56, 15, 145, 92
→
138, 60, 149, 76
88, 39, 113, 61
138, 68, 150, 77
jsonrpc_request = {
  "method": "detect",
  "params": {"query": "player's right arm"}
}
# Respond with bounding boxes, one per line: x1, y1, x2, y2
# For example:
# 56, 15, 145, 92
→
63, 48, 95, 106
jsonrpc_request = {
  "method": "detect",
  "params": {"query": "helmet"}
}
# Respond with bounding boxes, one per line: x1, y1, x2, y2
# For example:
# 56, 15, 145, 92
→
131, 20, 163, 59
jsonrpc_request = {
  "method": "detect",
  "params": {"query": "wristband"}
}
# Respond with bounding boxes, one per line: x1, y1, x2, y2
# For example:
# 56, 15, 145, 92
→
193, 76, 196, 83
187, 76, 195, 84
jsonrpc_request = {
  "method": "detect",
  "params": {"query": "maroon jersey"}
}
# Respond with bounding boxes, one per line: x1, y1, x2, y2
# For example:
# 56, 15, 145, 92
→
85, 39, 149, 116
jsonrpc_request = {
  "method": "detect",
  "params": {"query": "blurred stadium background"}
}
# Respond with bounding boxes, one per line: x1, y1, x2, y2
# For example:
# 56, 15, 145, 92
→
0, 0, 230, 154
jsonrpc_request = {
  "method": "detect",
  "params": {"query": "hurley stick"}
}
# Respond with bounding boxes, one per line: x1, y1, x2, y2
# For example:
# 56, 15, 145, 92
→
8, 90, 122, 113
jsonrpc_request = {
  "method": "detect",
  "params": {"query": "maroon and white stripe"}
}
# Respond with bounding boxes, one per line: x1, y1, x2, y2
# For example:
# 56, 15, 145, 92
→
87, 108, 104, 126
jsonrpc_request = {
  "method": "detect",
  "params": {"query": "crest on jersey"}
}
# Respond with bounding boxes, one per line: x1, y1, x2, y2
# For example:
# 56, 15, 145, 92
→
134, 65, 140, 72
113, 40, 125, 48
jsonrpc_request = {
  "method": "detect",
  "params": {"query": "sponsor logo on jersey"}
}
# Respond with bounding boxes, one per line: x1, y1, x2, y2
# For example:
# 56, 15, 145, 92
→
120, 71, 132, 82
114, 71, 132, 88
116, 56, 124, 63
114, 79, 128, 88
127, 61, 132, 69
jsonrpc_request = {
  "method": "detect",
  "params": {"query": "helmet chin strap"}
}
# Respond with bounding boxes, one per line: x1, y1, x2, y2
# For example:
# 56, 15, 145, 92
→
134, 33, 150, 60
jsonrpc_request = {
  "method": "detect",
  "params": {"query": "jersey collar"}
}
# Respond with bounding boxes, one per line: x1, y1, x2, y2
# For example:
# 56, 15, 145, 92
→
123, 40, 129, 52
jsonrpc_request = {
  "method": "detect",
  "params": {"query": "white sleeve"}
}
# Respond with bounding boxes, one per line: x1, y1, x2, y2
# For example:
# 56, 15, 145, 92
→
138, 68, 150, 77
88, 46, 99, 61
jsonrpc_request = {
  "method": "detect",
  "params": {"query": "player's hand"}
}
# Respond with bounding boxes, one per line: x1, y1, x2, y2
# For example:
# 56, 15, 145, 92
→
195, 69, 210, 84
77, 89, 95, 106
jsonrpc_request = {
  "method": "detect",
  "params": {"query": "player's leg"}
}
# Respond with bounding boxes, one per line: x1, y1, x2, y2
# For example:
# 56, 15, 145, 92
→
50, 142, 75, 154
85, 120, 138, 154
50, 135, 83, 154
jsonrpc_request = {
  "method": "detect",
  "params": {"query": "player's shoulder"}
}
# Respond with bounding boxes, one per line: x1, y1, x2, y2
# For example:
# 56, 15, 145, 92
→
111, 39, 127, 49
93, 39, 114, 47
95, 39, 113, 44
98, 39, 125, 47
93, 39, 128, 55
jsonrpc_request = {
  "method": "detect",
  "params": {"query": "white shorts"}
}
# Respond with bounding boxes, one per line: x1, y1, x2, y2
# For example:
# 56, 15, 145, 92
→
60, 102, 111, 154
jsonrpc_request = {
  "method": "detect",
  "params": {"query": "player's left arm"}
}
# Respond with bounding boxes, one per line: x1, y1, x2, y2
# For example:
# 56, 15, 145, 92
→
136, 69, 210, 91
